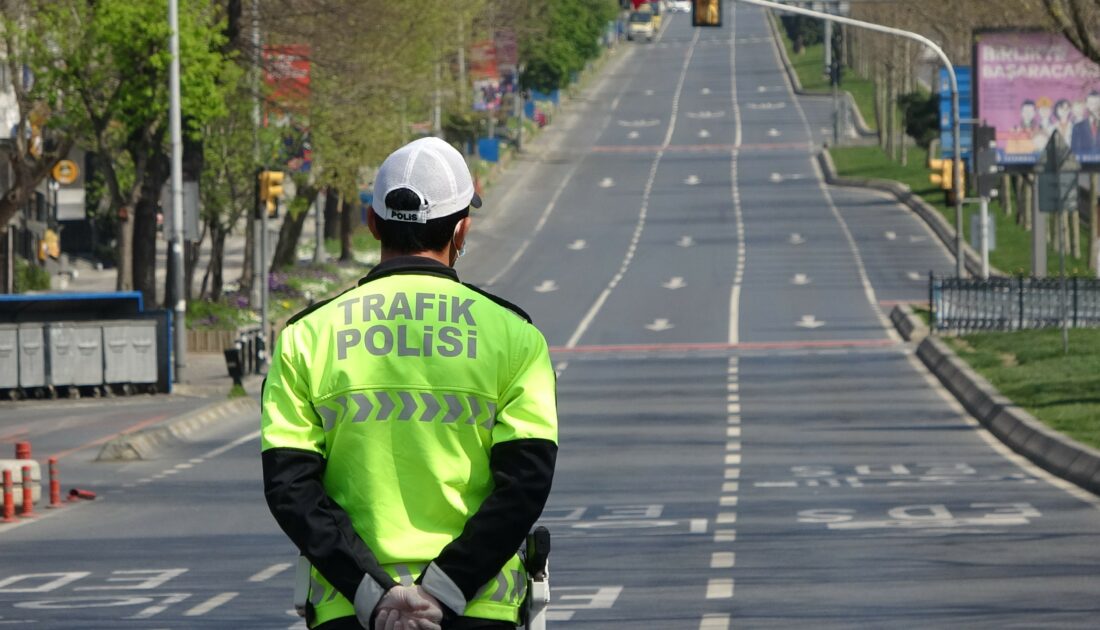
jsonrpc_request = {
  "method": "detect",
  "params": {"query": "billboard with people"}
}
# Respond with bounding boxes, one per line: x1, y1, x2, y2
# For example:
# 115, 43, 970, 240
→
975, 31, 1100, 167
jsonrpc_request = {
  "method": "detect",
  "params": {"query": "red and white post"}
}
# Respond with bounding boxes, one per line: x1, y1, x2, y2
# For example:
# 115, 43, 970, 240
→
20, 465, 34, 518
48, 457, 61, 508
2, 470, 14, 524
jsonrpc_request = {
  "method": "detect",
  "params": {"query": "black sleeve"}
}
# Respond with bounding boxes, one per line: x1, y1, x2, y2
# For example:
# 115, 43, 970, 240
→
262, 447, 397, 602
421, 438, 557, 601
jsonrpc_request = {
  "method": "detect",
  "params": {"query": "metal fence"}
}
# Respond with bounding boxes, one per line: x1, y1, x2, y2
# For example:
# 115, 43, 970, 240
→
930, 275, 1100, 332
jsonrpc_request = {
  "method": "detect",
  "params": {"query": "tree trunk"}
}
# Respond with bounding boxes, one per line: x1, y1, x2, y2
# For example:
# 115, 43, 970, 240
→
270, 187, 318, 270
1091, 174, 1099, 274
886, 65, 896, 160
210, 221, 227, 301
134, 153, 168, 308
0, 227, 11, 295
116, 210, 134, 291
1072, 207, 1081, 260
183, 227, 205, 302
239, 211, 254, 301
875, 68, 886, 150
323, 188, 340, 240
340, 193, 353, 262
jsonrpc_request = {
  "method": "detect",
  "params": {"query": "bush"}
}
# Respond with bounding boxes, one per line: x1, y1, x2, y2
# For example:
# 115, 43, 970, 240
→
187, 292, 259, 330
14, 257, 51, 293
899, 91, 939, 149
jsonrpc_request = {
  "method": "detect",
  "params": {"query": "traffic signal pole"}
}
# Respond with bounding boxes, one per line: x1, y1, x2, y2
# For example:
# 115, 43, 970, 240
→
735, 0, 967, 276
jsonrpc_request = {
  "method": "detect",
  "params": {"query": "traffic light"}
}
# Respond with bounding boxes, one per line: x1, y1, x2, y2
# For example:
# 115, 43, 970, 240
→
258, 170, 286, 217
929, 158, 965, 204
693, 0, 721, 27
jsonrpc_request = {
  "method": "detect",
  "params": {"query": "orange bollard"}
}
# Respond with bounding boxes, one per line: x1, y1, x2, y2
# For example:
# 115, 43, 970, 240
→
15, 441, 30, 460
2, 470, 14, 523
19, 465, 34, 518
48, 458, 61, 509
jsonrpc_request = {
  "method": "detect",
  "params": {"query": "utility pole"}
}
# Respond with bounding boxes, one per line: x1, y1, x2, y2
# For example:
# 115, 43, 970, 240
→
168, 0, 186, 382
737, 0, 966, 277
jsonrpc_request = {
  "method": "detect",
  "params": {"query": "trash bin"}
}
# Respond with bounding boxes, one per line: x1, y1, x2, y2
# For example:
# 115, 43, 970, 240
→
47, 322, 104, 392
0, 324, 17, 392
102, 320, 159, 389
17, 324, 46, 390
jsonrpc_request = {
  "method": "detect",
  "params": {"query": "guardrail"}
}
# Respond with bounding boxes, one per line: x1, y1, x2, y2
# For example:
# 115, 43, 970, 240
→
930, 274, 1100, 332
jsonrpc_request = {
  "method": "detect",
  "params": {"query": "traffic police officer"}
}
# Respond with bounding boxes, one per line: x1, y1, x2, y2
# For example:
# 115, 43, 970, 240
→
262, 136, 558, 630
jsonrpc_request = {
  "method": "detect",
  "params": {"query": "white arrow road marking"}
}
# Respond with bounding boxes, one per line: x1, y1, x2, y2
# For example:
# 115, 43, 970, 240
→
701, 87, 711, 95
768, 128, 781, 137
796, 315, 825, 329
791, 273, 811, 285
663, 276, 687, 290
617, 119, 661, 127
685, 175, 700, 186
534, 280, 559, 293
885, 231, 897, 240
567, 239, 587, 250
907, 271, 922, 281
789, 233, 805, 245
646, 318, 675, 331
599, 177, 615, 188
677, 235, 695, 247
699, 129, 711, 138
770, 173, 807, 183
687, 110, 726, 119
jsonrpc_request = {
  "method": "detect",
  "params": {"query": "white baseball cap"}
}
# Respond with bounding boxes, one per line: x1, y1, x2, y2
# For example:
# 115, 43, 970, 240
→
373, 136, 482, 224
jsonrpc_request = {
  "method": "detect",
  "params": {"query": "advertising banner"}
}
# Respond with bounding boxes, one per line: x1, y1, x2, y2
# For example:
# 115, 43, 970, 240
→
975, 31, 1100, 167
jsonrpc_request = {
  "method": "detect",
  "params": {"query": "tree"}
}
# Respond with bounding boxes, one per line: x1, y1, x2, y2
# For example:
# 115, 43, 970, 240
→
1039, 0, 1100, 64
521, 0, 618, 92
27, 0, 235, 303
0, 0, 76, 293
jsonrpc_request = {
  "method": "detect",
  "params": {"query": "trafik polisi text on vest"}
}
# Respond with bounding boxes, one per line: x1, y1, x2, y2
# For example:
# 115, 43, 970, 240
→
334, 292, 478, 360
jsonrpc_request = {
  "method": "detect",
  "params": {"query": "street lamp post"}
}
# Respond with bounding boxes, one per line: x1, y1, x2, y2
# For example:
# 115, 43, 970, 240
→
168, 0, 186, 381
736, 0, 967, 277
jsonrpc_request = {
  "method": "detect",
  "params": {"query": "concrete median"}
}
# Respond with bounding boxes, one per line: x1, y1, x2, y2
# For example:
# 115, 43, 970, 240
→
97, 395, 259, 461
916, 335, 1100, 496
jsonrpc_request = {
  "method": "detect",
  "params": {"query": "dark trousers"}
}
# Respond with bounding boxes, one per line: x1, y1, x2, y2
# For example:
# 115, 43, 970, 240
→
315, 616, 514, 630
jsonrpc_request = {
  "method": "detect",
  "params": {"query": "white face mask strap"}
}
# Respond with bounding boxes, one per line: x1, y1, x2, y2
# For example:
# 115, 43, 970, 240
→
452, 225, 466, 259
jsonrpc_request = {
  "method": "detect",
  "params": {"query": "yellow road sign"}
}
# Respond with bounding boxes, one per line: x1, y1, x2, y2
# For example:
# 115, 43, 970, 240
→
52, 160, 80, 185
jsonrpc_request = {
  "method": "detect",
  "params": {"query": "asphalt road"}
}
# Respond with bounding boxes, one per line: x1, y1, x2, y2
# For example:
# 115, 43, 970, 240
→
2, 4, 1099, 629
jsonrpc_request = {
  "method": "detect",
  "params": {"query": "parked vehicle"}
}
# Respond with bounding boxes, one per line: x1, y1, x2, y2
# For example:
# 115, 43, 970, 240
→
628, 11, 655, 42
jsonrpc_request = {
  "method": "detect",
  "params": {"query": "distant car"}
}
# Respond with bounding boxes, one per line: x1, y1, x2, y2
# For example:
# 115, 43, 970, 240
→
668, 0, 691, 13
627, 12, 654, 42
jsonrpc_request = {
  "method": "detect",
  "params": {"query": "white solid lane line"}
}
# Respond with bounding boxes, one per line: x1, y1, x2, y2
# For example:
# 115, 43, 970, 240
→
565, 29, 702, 348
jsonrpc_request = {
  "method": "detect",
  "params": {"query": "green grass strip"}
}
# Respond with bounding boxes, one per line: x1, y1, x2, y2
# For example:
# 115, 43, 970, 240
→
831, 144, 1093, 277
946, 329, 1100, 450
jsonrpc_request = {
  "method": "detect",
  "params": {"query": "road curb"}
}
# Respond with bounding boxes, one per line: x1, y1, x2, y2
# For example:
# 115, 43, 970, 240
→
888, 304, 928, 342
816, 148, 999, 278
764, 9, 876, 139
916, 335, 1100, 496
97, 396, 259, 461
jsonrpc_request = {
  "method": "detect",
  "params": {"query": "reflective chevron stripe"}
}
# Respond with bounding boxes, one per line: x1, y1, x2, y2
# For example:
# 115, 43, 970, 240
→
419, 392, 441, 422
351, 392, 372, 422
318, 391, 498, 430
442, 395, 463, 423
376, 391, 396, 420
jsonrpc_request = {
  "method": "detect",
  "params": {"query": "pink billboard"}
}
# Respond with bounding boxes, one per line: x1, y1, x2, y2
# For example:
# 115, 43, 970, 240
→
976, 31, 1100, 166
